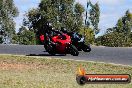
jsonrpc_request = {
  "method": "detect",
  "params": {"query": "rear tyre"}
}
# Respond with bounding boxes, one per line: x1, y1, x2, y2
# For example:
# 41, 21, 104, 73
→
70, 45, 79, 56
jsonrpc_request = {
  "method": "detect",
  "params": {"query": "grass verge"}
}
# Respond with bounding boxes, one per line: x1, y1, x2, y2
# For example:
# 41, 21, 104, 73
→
0, 54, 131, 88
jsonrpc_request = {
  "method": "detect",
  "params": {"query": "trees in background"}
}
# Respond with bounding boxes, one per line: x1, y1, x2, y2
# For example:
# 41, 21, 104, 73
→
2, 0, 132, 47
89, 2, 100, 35
0, 0, 36, 45
79, 28, 94, 44
96, 10, 132, 47
12, 26, 36, 45
0, 0, 18, 44
24, 0, 85, 34
0, 0, 99, 45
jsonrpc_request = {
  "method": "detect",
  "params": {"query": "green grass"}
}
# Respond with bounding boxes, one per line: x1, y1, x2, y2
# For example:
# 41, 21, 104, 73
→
0, 54, 131, 88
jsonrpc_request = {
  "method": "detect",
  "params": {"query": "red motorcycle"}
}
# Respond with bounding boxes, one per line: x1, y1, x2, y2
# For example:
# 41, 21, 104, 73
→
40, 30, 79, 56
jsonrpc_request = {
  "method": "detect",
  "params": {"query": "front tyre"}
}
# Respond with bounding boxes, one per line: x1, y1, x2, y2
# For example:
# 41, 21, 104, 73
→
82, 44, 91, 52
69, 45, 79, 56
45, 44, 55, 55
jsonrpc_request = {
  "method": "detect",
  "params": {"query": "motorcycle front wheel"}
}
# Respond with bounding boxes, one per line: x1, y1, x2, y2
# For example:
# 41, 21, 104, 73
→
45, 44, 56, 55
82, 44, 91, 52
69, 45, 79, 56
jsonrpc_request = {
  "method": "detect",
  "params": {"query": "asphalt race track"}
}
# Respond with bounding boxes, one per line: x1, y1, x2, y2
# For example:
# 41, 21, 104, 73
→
0, 44, 132, 66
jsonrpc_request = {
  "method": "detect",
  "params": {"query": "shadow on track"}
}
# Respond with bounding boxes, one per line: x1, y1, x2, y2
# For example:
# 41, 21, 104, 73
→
26, 54, 66, 56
